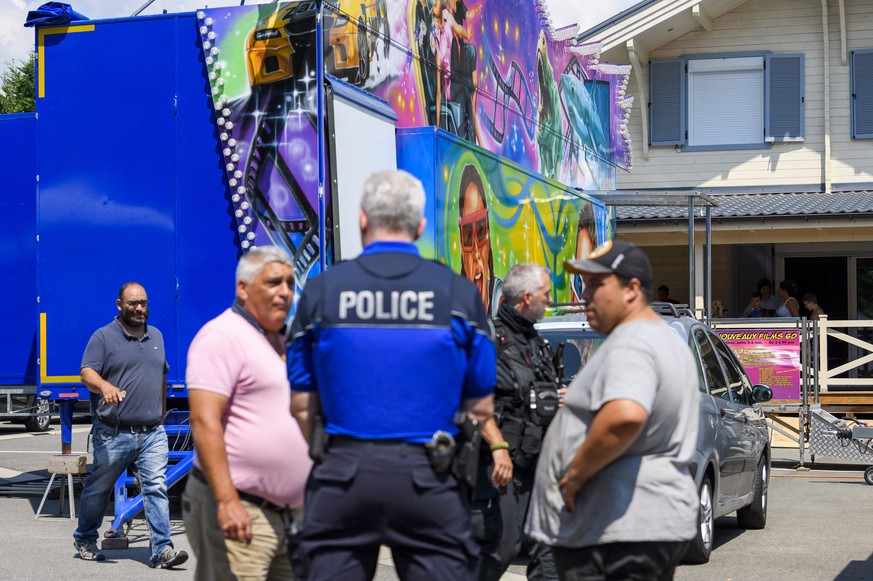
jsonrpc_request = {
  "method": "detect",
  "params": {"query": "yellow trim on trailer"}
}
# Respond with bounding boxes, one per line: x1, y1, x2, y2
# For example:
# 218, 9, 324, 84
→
39, 312, 81, 383
38, 24, 95, 98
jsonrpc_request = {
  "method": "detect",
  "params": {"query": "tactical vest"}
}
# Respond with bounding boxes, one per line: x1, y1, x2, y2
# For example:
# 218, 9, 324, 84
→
492, 318, 560, 471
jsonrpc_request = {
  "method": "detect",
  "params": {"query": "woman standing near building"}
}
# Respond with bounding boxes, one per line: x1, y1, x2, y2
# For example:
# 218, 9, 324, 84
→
776, 280, 801, 317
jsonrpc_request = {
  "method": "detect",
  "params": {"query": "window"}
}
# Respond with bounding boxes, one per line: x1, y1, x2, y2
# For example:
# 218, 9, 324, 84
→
689, 57, 763, 147
540, 330, 605, 382
686, 335, 707, 394
649, 53, 804, 150
693, 329, 730, 399
851, 49, 873, 139
711, 332, 751, 405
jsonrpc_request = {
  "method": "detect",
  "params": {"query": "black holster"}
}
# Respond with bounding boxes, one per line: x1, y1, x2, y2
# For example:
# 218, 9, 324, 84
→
425, 431, 457, 473
308, 413, 328, 462
451, 411, 481, 491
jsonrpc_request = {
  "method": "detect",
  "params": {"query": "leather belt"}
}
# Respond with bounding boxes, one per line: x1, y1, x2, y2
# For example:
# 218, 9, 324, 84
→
190, 467, 288, 514
98, 419, 159, 433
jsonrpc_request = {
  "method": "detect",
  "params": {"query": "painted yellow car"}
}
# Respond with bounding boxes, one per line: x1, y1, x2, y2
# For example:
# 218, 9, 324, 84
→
245, 1, 388, 87
326, 0, 386, 84
245, 2, 313, 86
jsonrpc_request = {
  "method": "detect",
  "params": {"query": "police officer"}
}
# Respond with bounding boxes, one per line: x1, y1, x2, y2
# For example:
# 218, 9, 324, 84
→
475, 263, 560, 581
288, 169, 496, 581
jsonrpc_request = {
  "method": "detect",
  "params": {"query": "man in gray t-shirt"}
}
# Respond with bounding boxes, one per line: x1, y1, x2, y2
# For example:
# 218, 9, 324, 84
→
525, 240, 699, 580
72, 282, 187, 569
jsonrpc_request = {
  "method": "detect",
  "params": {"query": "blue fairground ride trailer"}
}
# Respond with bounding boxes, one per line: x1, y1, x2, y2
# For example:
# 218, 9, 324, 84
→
5, 0, 625, 545
0, 112, 48, 433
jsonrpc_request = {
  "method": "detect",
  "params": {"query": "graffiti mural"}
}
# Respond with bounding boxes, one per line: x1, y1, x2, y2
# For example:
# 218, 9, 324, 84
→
398, 128, 607, 314
196, 1, 626, 297
197, 4, 325, 283
362, 0, 633, 183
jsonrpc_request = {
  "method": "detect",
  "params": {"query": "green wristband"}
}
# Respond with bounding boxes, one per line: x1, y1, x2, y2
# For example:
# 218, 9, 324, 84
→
489, 441, 510, 452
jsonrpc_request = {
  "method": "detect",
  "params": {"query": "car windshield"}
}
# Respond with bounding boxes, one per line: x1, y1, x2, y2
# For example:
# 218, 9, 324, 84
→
539, 329, 605, 382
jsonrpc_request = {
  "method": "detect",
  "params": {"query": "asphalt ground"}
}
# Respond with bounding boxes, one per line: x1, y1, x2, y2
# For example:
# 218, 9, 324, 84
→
0, 421, 526, 580
1, 421, 872, 580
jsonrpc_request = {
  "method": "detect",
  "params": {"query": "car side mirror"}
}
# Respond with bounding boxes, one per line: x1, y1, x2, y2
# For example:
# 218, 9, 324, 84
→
752, 384, 773, 403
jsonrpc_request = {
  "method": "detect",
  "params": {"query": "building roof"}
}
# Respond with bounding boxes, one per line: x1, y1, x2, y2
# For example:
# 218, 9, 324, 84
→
614, 190, 873, 222
576, 0, 756, 54
575, 0, 659, 44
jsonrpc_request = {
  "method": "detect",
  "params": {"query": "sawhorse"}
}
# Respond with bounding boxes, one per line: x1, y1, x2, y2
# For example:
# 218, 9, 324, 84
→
35, 455, 86, 519
35, 401, 83, 519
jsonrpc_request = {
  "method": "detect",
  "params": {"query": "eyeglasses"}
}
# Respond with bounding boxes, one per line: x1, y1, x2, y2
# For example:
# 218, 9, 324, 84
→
458, 208, 489, 251
123, 300, 150, 308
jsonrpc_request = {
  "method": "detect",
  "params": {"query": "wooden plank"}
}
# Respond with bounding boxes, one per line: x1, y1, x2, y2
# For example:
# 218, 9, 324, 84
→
47, 455, 87, 474
819, 392, 873, 405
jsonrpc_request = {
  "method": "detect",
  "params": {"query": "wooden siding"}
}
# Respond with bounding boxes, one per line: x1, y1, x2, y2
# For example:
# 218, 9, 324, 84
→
610, 0, 873, 190
643, 244, 733, 312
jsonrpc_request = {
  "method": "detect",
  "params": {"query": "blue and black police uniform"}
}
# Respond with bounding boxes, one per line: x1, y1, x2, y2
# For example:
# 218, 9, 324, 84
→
288, 240, 496, 581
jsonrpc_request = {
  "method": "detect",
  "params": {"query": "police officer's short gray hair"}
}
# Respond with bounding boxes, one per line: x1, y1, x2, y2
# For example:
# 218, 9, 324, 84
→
236, 246, 294, 285
360, 169, 426, 238
502, 264, 548, 304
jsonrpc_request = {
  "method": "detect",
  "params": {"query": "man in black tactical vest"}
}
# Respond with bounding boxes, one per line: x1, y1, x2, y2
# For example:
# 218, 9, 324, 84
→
475, 263, 561, 581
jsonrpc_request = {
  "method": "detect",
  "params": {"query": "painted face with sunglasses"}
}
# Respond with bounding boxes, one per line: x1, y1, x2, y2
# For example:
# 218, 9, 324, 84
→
458, 167, 493, 311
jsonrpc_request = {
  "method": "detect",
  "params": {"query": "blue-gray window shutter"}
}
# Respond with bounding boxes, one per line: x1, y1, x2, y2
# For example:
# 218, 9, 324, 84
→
851, 49, 873, 139
649, 59, 685, 146
765, 54, 804, 142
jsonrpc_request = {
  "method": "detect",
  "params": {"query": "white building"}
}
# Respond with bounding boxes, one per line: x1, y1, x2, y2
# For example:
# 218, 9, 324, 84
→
579, 0, 873, 338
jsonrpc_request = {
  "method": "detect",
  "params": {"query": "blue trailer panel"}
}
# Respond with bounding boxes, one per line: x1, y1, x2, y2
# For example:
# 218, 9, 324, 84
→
1, 113, 37, 387
171, 15, 242, 397
38, 17, 177, 394
36, 15, 239, 399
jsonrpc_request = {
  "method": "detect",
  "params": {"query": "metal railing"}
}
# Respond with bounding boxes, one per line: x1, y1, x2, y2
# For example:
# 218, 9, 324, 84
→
708, 316, 873, 467
817, 315, 873, 392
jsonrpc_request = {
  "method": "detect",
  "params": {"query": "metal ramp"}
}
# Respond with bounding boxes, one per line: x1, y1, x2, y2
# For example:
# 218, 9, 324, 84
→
101, 424, 194, 548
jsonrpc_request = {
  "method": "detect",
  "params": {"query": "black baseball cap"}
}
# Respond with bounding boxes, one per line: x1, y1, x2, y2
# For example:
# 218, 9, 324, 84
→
565, 239, 653, 289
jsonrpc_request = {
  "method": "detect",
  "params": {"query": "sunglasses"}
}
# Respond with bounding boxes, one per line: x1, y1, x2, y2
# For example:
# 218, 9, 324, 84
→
458, 208, 489, 251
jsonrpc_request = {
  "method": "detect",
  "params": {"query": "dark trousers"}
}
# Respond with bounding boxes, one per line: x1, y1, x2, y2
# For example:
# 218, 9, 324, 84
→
552, 541, 690, 581
298, 443, 479, 581
477, 473, 557, 581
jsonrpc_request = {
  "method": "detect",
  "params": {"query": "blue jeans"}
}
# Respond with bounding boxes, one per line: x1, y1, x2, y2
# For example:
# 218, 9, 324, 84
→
74, 421, 172, 563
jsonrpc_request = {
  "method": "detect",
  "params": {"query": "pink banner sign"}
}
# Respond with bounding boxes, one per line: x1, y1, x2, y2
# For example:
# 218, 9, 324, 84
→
715, 329, 802, 400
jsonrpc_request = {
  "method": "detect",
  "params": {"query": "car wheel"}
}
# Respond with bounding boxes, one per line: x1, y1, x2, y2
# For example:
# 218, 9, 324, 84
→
865, 467, 873, 486
737, 458, 768, 529
684, 475, 714, 564
24, 397, 52, 432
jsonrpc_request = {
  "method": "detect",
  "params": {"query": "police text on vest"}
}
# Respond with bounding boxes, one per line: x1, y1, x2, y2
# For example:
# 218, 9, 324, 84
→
338, 290, 435, 321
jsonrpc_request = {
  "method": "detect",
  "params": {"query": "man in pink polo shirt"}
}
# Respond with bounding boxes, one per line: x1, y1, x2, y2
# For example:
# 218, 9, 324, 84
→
183, 246, 311, 580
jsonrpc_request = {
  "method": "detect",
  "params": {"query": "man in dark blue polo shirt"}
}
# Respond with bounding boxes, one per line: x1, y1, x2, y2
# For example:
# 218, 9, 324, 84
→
288, 169, 496, 581
73, 282, 187, 569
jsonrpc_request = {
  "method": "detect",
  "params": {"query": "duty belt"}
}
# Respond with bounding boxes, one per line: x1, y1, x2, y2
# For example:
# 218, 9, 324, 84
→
330, 436, 428, 455
190, 467, 289, 514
